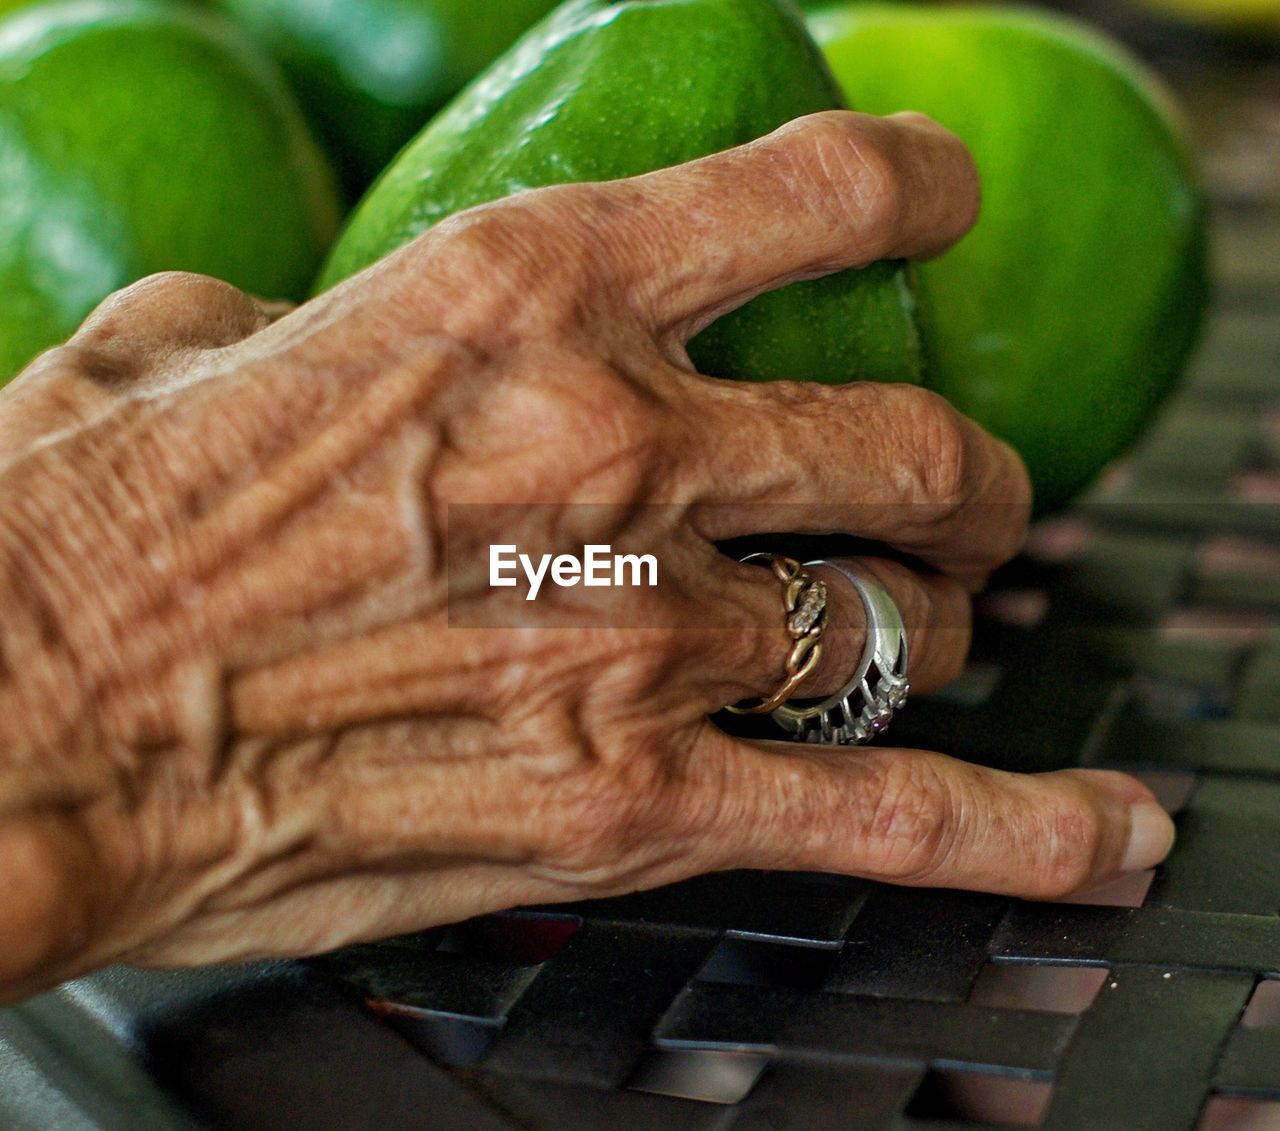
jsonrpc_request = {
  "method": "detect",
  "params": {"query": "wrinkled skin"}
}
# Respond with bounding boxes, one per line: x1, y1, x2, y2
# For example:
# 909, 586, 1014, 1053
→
0, 112, 1173, 1005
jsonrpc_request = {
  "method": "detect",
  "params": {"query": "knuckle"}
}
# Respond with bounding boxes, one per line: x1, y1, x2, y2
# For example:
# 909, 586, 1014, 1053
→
531, 797, 612, 874
102, 271, 252, 321
464, 363, 676, 526
430, 208, 551, 323
434, 206, 537, 273
883, 384, 973, 507
109, 270, 214, 304
786, 112, 905, 254
605, 626, 690, 694
516, 365, 669, 493
74, 271, 264, 363
433, 198, 601, 326
1029, 798, 1106, 899
534, 758, 669, 883
857, 756, 955, 881
523, 714, 699, 891
584, 374, 664, 453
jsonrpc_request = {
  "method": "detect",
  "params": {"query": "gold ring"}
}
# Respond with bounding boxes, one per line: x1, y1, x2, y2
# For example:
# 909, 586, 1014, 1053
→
725, 553, 828, 715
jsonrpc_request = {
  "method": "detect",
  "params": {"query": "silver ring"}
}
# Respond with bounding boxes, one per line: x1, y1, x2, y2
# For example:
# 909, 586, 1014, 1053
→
770, 561, 910, 745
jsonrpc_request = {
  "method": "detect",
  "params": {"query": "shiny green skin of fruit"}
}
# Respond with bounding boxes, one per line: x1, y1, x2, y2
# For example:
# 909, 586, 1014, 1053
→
318, 0, 924, 389
0, 0, 342, 383
207, 0, 563, 197
811, 4, 1209, 512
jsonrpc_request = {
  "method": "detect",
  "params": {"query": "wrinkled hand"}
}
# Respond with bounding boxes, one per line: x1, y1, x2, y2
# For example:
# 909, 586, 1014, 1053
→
0, 111, 1174, 1003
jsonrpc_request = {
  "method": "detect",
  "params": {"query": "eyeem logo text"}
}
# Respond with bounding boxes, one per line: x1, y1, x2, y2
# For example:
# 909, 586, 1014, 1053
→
490, 544, 659, 601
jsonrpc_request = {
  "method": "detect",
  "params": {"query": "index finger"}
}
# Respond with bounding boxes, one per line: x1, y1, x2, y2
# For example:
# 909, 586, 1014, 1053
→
590, 109, 980, 336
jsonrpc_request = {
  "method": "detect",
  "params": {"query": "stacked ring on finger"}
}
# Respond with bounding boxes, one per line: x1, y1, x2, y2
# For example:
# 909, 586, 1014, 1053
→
725, 554, 829, 716
772, 560, 910, 745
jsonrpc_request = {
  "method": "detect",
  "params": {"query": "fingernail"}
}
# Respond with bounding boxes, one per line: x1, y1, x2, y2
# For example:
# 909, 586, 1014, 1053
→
1122, 801, 1176, 873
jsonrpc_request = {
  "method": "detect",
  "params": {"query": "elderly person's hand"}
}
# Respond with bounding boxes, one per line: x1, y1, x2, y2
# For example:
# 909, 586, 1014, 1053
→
0, 111, 1174, 1004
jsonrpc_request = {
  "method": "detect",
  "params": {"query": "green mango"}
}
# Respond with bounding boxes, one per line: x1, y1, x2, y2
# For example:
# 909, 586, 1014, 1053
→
205, 0, 563, 198
318, 0, 924, 389
0, 0, 341, 384
810, 4, 1209, 512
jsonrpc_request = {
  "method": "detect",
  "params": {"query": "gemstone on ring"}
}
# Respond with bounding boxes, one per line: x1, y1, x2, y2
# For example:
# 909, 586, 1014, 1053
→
724, 554, 829, 717
789, 580, 827, 635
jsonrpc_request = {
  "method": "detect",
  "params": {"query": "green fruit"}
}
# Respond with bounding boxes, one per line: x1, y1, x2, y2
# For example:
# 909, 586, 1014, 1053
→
811, 4, 1209, 511
207, 0, 564, 197
318, 0, 924, 389
0, 0, 342, 383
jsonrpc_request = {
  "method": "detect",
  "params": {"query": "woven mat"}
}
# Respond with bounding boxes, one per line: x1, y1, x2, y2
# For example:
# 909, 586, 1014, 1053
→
305, 57, 1280, 1131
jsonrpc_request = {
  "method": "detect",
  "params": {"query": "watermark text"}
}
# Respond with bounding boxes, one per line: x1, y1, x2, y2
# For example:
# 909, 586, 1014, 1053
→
490, 544, 659, 601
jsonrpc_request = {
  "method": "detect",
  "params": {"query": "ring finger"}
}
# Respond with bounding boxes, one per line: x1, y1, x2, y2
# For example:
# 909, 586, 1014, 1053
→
677, 551, 972, 717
